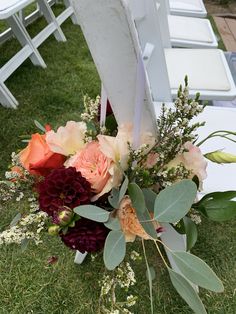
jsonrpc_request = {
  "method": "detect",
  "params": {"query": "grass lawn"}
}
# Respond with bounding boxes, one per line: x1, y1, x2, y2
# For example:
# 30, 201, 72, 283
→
0, 4, 236, 314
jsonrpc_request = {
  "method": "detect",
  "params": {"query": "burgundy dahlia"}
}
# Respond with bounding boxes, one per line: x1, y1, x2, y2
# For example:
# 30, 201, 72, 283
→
60, 218, 109, 253
38, 167, 91, 216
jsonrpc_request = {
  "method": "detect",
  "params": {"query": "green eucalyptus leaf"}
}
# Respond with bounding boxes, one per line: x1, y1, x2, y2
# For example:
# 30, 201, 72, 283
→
136, 208, 157, 239
10, 212, 21, 227
168, 268, 207, 314
154, 180, 197, 223
142, 188, 157, 212
104, 216, 121, 231
119, 176, 129, 203
108, 188, 120, 208
170, 251, 224, 292
146, 266, 156, 281
103, 230, 126, 270
183, 217, 198, 251
128, 183, 146, 214
74, 205, 110, 222
34, 120, 46, 132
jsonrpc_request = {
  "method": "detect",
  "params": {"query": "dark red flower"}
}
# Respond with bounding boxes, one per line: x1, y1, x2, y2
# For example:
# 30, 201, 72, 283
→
38, 167, 91, 216
60, 218, 109, 253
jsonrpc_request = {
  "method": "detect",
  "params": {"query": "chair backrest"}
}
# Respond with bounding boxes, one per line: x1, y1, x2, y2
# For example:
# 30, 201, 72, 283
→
129, 0, 172, 102
72, 0, 157, 134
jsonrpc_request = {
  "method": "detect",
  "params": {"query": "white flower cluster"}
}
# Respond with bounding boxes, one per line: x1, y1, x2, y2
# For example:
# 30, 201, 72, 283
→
0, 181, 16, 202
0, 212, 48, 246
190, 212, 202, 225
116, 262, 136, 288
99, 261, 137, 313
81, 95, 100, 122
130, 250, 141, 261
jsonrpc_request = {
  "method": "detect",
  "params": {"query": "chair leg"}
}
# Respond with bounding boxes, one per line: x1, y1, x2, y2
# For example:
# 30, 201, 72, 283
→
37, 0, 67, 42
7, 15, 47, 68
64, 0, 79, 25
0, 83, 18, 109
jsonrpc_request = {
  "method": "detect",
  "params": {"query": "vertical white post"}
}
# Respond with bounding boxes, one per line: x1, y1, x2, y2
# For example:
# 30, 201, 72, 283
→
100, 84, 108, 127
37, 0, 67, 42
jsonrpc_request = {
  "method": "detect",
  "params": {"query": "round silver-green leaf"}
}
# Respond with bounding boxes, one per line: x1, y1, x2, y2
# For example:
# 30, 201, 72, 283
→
154, 180, 197, 223
74, 205, 110, 222
103, 230, 126, 270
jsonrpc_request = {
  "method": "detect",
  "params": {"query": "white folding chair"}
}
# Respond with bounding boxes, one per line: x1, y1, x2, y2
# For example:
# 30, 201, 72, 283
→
74, 0, 236, 271
131, 0, 236, 102
165, 0, 217, 48
0, 0, 78, 108
169, 0, 207, 18
129, 0, 217, 49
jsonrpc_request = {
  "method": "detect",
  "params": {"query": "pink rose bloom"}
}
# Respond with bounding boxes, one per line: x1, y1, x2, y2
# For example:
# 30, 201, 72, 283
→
46, 121, 87, 156
98, 123, 155, 170
66, 141, 122, 201
168, 142, 207, 181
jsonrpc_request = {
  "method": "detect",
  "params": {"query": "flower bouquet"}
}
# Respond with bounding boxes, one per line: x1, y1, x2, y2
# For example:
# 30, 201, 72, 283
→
1, 81, 236, 314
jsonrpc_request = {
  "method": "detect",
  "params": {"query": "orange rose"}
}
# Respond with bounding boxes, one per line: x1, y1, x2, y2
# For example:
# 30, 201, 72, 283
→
19, 133, 65, 176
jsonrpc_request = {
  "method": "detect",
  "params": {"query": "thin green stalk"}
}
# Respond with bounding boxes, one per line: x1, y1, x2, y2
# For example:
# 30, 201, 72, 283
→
142, 239, 154, 314
197, 130, 236, 147
153, 240, 169, 269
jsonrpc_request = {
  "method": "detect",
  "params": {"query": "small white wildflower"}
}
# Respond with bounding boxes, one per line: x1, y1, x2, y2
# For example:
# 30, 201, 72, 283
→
130, 251, 141, 261
190, 213, 202, 225
126, 295, 137, 307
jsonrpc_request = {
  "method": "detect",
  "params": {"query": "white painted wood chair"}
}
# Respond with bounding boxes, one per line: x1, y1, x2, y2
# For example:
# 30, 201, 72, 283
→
0, 0, 78, 108
149, 0, 218, 48
71, 0, 236, 283
132, 0, 236, 102
169, 0, 207, 18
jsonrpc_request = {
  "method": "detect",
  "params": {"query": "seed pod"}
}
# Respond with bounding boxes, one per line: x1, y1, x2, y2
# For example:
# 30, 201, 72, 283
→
205, 150, 236, 164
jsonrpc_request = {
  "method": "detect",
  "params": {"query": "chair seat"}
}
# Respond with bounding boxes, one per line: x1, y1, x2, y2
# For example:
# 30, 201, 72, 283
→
165, 49, 236, 100
0, 0, 34, 19
170, 0, 202, 12
169, 0, 207, 17
168, 15, 216, 44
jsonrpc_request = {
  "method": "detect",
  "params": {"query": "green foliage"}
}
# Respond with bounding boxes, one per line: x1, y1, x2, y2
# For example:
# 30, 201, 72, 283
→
103, 230, 126, 270
154, 180, 197, 222
128, 183, 157, 239
142, 188, 157, 212
118, 175, 129, 203
168, 268, 207, 314
170, 251, 224, 292
104, 216, 121, 231
73, 205, 110, 223
195, 191, 236, 221
108, 188, 120, 208
128, 183, 146, 214
183, 216, 198, 251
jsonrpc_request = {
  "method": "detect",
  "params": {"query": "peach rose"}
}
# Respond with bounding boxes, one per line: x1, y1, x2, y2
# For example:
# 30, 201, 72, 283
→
66, 141, 122, 201
117, 196, 152, 242
98, 123, 155, 170
46, 121, 87, 156
19, 133, 65, 176
168, 142, 207, 181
